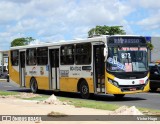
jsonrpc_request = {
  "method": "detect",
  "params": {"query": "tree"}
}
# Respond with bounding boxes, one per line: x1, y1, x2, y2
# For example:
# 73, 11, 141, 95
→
88, 25, 126, 37
147, 42, 154, 50
11, 37, 35, 47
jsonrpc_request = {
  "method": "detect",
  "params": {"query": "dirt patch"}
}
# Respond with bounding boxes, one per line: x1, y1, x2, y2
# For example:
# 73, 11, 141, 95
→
0, 95, 16, 99
0, 93, 41, 99
109, 106, 143, 115
37, 94, 68, 105
18, 93, 41, 98
48, 111, 68, 117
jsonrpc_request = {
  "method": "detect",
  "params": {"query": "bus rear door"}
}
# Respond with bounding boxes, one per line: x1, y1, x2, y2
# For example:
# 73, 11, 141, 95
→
93, 45, 105, 93
19, 51, 26, 87
49, 49, 60, 90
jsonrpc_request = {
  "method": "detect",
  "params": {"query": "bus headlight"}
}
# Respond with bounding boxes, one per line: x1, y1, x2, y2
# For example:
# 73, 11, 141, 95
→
108, 78, 119, 87
145, 78, 149, 85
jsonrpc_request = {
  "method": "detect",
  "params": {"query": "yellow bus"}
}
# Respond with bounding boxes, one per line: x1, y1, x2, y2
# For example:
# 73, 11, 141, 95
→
9, 35, 150, 99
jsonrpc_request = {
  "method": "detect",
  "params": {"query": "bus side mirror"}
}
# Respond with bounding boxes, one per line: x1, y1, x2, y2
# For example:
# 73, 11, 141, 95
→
104, 46, 108, 62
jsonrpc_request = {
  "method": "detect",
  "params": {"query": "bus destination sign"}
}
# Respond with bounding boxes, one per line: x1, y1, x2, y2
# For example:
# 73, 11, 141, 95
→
108, 37, 146, 44
114, 38, 140, 44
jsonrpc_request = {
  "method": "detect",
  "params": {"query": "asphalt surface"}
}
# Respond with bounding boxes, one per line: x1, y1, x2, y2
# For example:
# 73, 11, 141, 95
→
0, 81, 160, 110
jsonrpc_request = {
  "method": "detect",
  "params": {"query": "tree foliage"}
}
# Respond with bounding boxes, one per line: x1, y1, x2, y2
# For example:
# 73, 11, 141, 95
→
88, 25, 126, 37
11, 37, 35, 47
147, 42, 154, 50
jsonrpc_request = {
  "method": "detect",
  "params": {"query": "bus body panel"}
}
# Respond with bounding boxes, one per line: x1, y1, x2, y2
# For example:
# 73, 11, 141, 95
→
59, 77, 78, 92
143, 81, 150, 92
59, 77, 94, 93
9, 66, 20, 85
25, 76, 49, 90
25, 65, 49, 90
25, 76, 30, 88
36, 76, 49, 90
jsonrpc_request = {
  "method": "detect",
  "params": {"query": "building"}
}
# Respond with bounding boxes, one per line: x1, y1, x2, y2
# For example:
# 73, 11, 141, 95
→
147, 37, 160, 63
0, 50, 9, 76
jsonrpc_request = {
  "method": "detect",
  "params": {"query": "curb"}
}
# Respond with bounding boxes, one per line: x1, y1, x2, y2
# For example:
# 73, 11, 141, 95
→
0, 79, 7, 82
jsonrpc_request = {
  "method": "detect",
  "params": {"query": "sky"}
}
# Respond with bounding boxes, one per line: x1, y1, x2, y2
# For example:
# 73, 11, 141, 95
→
0, 0, 160, 50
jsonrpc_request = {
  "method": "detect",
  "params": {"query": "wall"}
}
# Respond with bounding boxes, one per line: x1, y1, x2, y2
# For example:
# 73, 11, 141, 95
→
150, 37, 160, 62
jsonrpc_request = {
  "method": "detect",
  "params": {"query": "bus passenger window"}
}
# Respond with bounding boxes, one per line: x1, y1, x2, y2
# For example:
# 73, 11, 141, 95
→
11, 50, 19, 66
75, 43, 91, 65
26, 48, 37, 65
37, 47, 48, 65
60, 45, 74, 65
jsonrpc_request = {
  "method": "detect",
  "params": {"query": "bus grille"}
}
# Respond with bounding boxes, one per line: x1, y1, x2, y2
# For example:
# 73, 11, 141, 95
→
119, 84, 145, 92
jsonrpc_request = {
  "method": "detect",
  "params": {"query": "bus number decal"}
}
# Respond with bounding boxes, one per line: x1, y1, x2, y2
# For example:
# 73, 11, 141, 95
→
70, 66, 81, 71
121, 53, 131, 59
60, 70, 69, 77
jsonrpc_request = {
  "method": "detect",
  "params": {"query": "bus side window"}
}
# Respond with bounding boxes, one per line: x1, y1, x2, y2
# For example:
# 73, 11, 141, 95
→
75, 43, 91, 65
11, 50, 19, 66
60, 45, 74, 65
26, 48, 37, 65
37, 47, 48, 65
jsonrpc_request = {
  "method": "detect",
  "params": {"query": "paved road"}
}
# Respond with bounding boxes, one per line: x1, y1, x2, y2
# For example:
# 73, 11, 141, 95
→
0, 80, 32, 95
0, 81, 160, 110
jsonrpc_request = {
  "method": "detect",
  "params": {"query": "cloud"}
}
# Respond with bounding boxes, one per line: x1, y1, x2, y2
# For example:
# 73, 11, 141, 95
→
0, 0, 160, 50
137, 16, 160, 30
1, 0, 32, 3
130, 0, 160, 9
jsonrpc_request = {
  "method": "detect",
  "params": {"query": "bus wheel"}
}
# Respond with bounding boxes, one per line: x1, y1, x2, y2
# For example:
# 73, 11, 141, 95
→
114, 94, 125, 99
30, 78, 38, 93
80, 80, 90, 99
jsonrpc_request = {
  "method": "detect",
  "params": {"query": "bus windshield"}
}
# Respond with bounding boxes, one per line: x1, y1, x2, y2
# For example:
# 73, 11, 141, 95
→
107, 47, 148, 72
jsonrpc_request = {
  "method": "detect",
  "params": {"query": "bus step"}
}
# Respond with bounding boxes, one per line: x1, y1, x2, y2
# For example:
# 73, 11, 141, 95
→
97, 82, 105, 85
96, 92, 105, 94
97, 84, 105, 88
53, 89, 60, 92
96, 88, 105, 92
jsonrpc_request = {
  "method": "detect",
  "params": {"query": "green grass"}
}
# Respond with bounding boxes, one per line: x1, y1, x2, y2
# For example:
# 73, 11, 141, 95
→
0, 91, 19, 96
58, 97, 160, 115
58, 97, 120, 111
138, 107, 160, 115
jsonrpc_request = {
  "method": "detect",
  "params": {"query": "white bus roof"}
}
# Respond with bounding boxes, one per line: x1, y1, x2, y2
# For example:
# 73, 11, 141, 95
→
10, 35, 145, 50
10, 36, 106, 50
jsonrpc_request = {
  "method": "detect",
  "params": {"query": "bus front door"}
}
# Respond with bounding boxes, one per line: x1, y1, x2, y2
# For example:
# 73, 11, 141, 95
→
19, 51, 26, 87
93, 45, 105, 93
49, 49, 60, 90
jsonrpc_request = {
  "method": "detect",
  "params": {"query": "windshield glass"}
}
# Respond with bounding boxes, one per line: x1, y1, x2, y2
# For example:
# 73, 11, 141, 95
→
107, 47, 148, 72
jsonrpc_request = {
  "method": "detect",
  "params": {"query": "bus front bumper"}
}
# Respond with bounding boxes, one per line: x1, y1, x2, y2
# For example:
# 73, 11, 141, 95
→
106, 81, 150, 94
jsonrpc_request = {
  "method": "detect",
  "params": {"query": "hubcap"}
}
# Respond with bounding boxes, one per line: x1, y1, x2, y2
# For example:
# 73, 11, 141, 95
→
31, 80, 36, 92
82, 85, 88, 94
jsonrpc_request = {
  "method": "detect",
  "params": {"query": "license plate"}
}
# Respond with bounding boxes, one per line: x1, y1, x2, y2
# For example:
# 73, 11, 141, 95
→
130, 88, 136, 91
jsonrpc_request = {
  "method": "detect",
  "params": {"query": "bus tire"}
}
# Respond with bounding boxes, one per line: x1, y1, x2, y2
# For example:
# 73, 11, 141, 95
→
30, 78, 38, 93
80, 80, 90, 99
114, 94, 125, 99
